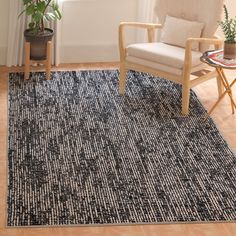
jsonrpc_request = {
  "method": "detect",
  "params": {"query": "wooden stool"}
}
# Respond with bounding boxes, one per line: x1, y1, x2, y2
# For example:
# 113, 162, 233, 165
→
24, 41, 52, 80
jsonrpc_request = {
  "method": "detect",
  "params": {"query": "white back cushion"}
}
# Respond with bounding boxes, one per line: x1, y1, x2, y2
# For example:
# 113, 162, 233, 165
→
154, 0, 224, 52
160, 15, 204, 51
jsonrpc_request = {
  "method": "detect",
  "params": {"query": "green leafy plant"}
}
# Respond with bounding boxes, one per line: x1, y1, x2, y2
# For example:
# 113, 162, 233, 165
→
20, 0, 62, 34
219, 5, 236, 43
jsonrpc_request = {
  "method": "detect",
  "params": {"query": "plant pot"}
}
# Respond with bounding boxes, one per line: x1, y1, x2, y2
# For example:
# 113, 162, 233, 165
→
223, 42, 236, 60
24, 28, 54, 60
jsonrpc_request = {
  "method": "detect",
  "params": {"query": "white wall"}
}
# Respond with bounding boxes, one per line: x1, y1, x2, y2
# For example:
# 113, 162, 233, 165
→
59, 0, 137, 63
58, 0, 236, 63
0, 0, 9, 65
1, 1, 236, 65
0, 0, 138, 65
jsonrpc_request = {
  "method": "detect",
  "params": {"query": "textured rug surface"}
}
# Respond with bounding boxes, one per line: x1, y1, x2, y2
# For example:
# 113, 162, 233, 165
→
8, 70, 236, 226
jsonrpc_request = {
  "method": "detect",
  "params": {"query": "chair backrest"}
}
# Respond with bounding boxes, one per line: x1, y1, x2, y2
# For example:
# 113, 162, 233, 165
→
154, 0, 224, 52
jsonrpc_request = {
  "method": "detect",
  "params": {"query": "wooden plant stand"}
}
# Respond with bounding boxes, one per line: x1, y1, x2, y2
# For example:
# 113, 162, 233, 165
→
24, 41, 52, 80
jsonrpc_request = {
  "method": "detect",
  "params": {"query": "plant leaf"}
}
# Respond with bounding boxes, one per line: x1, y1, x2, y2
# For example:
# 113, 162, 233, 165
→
26, 4, 35, 15
54, 8, 62, 20
18, 9, 26, 18
28, 22, 35, 29
45, 12, 56, 21
37, 1, 46, 13
23, 0, 32, 5
33, 12, 44, 22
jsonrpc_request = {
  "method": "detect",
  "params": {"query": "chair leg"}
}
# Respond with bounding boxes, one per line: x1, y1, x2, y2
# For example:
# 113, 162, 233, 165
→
182, 77, 191, 115
24, 42, 30, 80
46, 41, 52, 80
119, 64, 127, 95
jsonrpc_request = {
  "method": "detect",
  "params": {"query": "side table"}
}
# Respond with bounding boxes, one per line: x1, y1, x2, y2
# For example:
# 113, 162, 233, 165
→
200, 49, 236, 121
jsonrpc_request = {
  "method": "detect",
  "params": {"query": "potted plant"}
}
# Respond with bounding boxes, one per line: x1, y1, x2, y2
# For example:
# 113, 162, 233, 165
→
219, 4, 236, 59
20, 0, 62, 60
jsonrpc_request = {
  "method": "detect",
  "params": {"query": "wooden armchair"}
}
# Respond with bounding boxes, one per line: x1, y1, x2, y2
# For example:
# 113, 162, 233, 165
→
119, 0, 224, 115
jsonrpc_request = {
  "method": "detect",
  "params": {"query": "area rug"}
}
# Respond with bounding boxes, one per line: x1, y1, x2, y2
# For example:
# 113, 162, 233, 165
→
7, 70, 236, 226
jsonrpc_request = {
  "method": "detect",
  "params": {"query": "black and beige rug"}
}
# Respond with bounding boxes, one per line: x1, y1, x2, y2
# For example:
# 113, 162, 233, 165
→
8, 70, 236, 226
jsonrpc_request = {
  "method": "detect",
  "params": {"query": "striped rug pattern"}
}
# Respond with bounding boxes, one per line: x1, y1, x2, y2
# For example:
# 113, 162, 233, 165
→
7, 70, 236, 226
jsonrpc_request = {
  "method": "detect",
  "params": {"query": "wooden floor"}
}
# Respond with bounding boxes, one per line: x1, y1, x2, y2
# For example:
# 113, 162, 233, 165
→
0, 64, 236, 236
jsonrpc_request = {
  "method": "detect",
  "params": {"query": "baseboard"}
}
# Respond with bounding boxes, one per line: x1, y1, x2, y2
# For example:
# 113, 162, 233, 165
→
60, 44, 119, 63
0, 44, 120, 65
0, 46, 7, 65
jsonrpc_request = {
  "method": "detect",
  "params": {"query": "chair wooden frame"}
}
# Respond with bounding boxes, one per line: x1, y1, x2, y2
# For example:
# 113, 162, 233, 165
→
119, 22, 224, 115
24, 41, 52, 81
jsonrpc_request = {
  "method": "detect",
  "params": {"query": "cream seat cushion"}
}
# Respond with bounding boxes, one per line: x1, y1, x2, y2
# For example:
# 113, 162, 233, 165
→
126, 42, 203, 75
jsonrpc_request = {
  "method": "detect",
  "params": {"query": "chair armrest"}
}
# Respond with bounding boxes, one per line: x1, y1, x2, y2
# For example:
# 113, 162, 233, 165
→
183, 37, 224, 80
119, 22, 162, 61
186, 37, 223, 50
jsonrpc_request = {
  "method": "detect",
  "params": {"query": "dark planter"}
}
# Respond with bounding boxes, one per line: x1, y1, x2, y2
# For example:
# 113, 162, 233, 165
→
223, 42, 236, 59
24, 28, 54, 60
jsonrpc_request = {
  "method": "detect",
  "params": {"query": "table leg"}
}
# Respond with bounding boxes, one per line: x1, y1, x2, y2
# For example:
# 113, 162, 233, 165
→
204, 68, 236, 121
204, 88, 230, 121
218, 68, 236, 113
